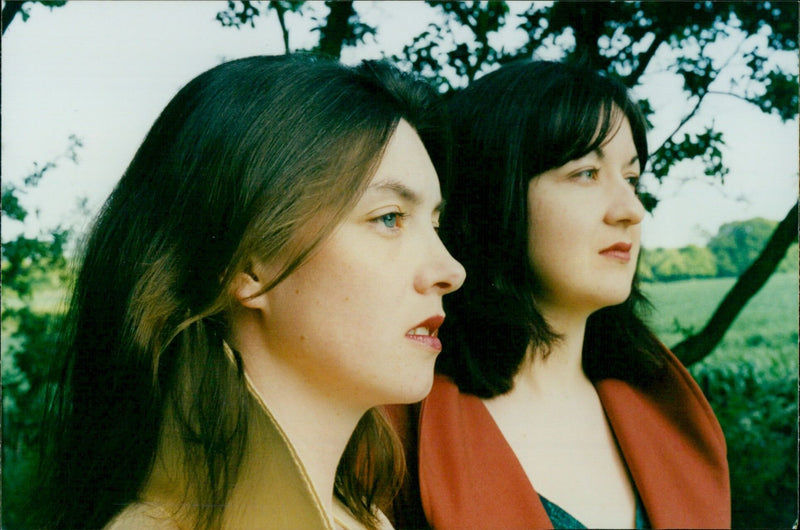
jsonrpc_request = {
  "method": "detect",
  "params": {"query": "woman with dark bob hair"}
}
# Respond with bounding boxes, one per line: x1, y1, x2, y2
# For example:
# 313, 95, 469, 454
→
33, 54, 465, 529
388, 60, 730, 528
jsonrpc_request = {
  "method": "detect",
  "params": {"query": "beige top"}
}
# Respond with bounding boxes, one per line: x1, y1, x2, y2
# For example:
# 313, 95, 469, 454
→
108, 498, 393, 530
106, 345, 393, 530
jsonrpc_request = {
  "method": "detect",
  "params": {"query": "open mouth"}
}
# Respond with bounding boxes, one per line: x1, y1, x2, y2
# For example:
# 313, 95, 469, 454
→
406, 315, 445, 351
407, 326, 439, 337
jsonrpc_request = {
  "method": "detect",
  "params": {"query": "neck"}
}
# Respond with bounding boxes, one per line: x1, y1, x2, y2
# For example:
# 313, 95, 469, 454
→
516, 306, 592, 397
240, 348, 365, 520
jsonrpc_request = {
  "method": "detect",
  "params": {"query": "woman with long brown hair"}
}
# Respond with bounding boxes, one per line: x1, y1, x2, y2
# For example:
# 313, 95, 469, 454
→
34, 54, 465, 529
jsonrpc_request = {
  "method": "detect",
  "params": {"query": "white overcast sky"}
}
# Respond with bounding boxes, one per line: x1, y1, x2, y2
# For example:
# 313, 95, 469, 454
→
2, 1, 798, 249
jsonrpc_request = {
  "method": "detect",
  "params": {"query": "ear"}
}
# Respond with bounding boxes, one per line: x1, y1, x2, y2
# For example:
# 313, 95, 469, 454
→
231, 265, 269, 310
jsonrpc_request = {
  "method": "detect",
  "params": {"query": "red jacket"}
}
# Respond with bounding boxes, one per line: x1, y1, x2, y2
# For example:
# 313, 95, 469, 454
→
387, 347, 730, 529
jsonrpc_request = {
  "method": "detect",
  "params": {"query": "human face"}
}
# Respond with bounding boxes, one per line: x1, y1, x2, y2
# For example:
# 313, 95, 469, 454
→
526, 116, 645, 321
251, 120, 465, 410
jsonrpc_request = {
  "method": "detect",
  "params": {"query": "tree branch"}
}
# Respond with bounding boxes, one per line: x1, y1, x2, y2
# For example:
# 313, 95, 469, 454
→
706, 90, 756, 104
625, 30, 666, 86
272, 1, 290, 53
649, 92, 706, 163
672, 202, 799, 366
650, 37, 746, 156
2, 1, 27, 35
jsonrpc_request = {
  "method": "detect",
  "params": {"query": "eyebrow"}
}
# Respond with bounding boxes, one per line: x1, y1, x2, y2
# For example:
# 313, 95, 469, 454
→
593, 147, 639, 167
366, 179, 445, 213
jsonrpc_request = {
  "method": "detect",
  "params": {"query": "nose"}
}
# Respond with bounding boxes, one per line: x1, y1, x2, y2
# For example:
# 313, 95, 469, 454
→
604, 176, 645, 226
414, 234, 466, 296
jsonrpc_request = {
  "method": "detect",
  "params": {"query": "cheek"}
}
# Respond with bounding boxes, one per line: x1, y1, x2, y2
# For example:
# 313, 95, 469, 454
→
291, 255, 402, 341
632, 224, 642, 245
527, 207, 570, 264
527, 188, 567, 245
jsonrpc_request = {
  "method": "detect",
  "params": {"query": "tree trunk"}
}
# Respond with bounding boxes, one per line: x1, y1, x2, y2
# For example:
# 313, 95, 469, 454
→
317, 1, 354, 60
673, 202, 798, 366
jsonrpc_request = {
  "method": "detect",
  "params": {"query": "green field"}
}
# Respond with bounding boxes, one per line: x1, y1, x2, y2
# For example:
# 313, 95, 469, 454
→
641, 272, 798, 369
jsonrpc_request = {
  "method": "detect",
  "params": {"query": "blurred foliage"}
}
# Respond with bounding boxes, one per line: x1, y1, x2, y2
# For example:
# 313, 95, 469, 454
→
1, 0, 67, 35
649, 128, 729, 184
708, 217, 788, 277
2, 136, 81, 529
216, 1, 373, 59
640, 244, 718, 282
693, 355, 798, 529
215, 1, 798, 215
395, 1, 798, 203
641, 217, 798, 282
1, 135, 80, 296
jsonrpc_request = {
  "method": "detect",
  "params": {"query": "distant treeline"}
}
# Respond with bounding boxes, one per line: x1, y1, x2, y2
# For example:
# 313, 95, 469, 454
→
640, 217, 798, 282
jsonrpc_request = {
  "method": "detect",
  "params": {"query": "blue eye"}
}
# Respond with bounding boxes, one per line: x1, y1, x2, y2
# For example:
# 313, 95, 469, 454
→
373, 211, 406, 230
380, 213, 399, 228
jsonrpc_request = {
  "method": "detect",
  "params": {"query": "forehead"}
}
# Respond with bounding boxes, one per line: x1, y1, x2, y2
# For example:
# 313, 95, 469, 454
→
599, 116, 636, 151
363, 120, 441, 203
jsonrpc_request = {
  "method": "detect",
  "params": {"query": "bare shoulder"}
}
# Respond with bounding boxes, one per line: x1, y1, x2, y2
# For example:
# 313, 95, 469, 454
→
104, 502, 181, 530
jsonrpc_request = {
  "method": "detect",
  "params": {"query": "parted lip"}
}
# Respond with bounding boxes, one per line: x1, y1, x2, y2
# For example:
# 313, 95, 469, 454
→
600, 242, 633, 253
406, 315, 445, 337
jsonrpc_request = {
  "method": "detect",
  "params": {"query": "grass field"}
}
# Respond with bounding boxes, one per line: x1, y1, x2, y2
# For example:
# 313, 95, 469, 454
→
641, 272, 798, 370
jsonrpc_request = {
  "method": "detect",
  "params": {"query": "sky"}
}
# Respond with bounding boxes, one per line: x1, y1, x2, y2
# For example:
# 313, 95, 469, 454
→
2, 1, 798, 249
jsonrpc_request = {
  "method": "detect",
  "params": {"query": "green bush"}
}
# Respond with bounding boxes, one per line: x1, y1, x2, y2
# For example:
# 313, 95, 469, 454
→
692, 354, 798, 529
2, 306, 64, 529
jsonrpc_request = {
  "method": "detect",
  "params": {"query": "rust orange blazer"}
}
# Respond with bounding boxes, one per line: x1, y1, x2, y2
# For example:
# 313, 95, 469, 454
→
387, 346, 731, 529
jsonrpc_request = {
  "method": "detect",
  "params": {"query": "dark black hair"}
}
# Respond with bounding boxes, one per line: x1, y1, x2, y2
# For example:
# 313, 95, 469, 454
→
437, 60, 665, 398
34, 54, 447, 529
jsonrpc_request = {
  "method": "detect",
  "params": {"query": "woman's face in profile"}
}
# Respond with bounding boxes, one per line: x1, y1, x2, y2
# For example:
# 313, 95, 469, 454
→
251, 120, 465, 410
525, 116, 645, 318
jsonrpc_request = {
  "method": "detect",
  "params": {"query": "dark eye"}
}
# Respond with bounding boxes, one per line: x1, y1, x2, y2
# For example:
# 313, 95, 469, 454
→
575, 169, 597, 181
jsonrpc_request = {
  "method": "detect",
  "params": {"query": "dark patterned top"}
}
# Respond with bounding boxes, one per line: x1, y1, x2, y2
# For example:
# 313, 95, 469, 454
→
539, 493, 650, 529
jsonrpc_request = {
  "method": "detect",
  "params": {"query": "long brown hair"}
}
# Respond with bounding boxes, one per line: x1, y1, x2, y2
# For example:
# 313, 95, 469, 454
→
35, 55, 447, 529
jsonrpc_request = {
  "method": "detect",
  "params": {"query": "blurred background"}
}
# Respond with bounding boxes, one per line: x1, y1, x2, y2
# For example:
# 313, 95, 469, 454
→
2, 2, 797, 528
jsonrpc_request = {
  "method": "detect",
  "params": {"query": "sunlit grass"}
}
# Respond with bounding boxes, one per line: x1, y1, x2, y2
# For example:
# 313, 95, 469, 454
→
641, 272, 799, 368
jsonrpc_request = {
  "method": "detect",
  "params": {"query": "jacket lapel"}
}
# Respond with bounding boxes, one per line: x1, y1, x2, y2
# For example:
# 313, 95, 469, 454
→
597, 348, 730, 528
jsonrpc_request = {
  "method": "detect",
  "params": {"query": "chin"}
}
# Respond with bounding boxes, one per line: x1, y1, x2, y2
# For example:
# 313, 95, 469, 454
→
391, 371, 436, 405
590, 288, 633, 311
609, 290, 633, 306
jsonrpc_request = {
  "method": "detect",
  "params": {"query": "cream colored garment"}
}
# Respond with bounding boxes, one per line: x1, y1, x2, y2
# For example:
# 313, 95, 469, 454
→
108, 499, 393, 530
106, 344, 393, 530
333, 501, 393, 530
